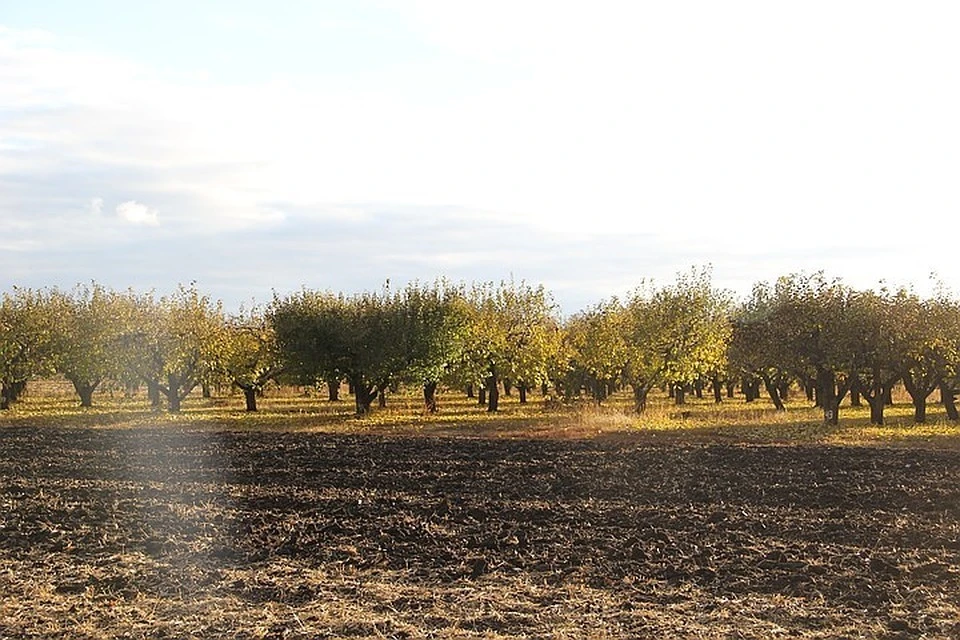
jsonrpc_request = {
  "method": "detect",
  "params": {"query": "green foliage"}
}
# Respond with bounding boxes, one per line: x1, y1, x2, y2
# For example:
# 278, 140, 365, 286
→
118, 285, 225, 412
271, 282, 469, 415
47, 283, 130, 406
457, 280, 563, 410
0, 288, 57, 408
219, 305, 284, 409
623, 268, 732, 412
2, 268, 960, 427
563, 299, 629, 403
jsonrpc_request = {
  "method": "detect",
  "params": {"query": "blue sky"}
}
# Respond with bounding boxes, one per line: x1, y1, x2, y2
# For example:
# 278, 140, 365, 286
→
3, 1, 960, 314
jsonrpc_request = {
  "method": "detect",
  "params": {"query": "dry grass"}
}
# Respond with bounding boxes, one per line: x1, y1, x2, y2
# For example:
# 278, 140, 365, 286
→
5, 380, 960, 450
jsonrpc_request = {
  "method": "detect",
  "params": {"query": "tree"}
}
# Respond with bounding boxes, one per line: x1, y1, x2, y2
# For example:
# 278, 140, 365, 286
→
220, 306, 284, 412
118, 286, 225, 413
48, 284, 127, 407
396, 281, 469, 413
765, 273, 862, 426
459, 281, 562, 412
0, 288, 56, 409
564, 299, 628, 404
623, 269, 731, 413
898, 292, 960, 423
271, 287, 413, 416
846, 289, 907, 425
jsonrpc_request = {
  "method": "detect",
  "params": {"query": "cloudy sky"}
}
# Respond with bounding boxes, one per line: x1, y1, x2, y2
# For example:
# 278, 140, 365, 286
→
2, 1, 959, 314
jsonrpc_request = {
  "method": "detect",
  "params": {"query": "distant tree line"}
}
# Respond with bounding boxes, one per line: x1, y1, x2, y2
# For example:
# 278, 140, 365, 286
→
1, 270, 959, 425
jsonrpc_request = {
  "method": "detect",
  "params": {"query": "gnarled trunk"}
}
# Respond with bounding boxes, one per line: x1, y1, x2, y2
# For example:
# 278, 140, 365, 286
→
760, 373, 786, 412
849, 378, 862, 407
327, 378, 340, 402
486, 372, 500, 412
243, 387, 258, 412
424, 381, 438, 413
902, 372, 937, 424
674, 384, 686, 405
819, 369, 839, 426
352, 379, 378, 416
147, 380, 161, 409
777, 380, 790, 402
940, 381, 959, 422
71, 379, 100, 408
518, 383, 528, 404
632, 383, 649, 414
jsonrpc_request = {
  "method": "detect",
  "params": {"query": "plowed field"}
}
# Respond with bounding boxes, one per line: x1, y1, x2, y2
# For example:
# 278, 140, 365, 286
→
1, 426, 959, 638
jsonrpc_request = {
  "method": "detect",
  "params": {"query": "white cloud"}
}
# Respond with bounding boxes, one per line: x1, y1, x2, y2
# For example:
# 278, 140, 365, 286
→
3, 5, 960, 301
87, 197, 103, 216
116, 200, 159, 226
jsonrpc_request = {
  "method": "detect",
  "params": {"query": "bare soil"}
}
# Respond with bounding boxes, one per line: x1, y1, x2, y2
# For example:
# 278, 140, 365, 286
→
1, 425, 959, 638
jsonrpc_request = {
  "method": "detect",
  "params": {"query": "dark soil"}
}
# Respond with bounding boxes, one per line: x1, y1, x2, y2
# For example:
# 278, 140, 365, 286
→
1, 426, 959, 638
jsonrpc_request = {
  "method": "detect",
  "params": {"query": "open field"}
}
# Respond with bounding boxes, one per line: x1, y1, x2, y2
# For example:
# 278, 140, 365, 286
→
2, 387, 960, 638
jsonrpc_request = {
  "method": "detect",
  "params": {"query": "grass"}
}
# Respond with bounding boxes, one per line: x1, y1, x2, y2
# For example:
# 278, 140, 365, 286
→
3, 378, 960, 449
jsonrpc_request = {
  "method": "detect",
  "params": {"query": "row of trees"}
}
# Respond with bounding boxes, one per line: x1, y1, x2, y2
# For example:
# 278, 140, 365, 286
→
2, 271, 959, 425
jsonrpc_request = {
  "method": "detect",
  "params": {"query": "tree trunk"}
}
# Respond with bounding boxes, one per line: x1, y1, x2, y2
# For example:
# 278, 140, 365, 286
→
819, 369, 838, 426
244, 387, 258, 412
725, 381, 736, 399
0, 383, 9, 410
478, 387, 487, 406
914, 399, 927, 424
518, 383, 528, 404
777, 380, 790, 402
592, 378, 607, 404
760, 373, 786, 412
327, 379, 340, 402
167, 390, 182, 413
147, 380, 161, 409
867, 394, 884, 425
502, 379, 512, 396
202, 383, 211, 399
632, 384, 649, 414
902, 373, 935, 424
940, 381, 959, 422
72, 379, 98, 408
353, 382, 377, 416
164, 373, 186, 413
466, 383, 474, 399
674, 384, 686, 405
378, 389, 387, 408
883, 384, 894, 406
849, 378, 862, 407
857, 370, 885, 426
424, 381, 438, 413
711, 377, 723, 404
693, 379, 703, 399
486, 373, 500, 412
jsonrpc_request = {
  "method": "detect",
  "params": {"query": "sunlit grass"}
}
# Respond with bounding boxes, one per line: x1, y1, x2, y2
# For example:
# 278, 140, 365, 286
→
3, 378, 960, 448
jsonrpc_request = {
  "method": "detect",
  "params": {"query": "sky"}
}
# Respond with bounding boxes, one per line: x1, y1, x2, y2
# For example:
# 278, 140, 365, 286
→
2, 1, 959, 315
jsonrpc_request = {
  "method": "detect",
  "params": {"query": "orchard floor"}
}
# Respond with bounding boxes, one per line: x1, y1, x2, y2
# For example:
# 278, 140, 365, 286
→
1, 425, 959, 639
